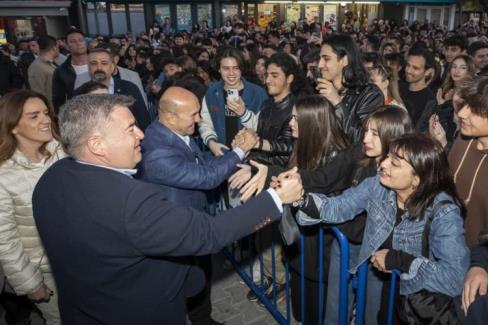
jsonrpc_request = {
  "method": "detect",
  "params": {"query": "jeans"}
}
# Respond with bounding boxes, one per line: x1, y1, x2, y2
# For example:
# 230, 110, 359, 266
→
325, 240, 384, 325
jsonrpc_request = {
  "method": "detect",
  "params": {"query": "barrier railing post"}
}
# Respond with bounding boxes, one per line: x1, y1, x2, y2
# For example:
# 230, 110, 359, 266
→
222, 247, 288, 324
224, 225, 373, 325
285, 261, 291, 324
387, 269, 400, 325
271, 240, 277, 305
259, 232, 264, 288
331, 227, 350, 325
249, 236, 253, 279
318, 228, 325, 325
355, 262, 368, 325
300, 233, 306, 325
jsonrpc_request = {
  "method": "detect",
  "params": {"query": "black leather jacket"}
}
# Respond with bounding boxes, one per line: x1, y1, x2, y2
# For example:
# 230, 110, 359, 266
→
248, 94, 295, 167
52, 55, 77, 114
336, 83, 384, 143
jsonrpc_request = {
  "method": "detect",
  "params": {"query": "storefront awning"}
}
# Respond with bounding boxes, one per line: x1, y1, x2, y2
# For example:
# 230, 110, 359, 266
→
0, 1, 71, 17
380, 0, 458, 3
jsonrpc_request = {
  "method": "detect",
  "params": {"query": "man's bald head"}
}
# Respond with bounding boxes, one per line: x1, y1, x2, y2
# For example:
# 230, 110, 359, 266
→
158, 86, 201, 136
158, 87, 199, 115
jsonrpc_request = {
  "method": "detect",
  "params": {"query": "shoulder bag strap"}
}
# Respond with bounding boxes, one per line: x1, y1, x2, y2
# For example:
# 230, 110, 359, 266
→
421, 200, 453, 258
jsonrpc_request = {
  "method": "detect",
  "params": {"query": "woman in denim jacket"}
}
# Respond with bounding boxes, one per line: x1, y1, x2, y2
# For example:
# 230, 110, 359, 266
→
285, 133, 469, 322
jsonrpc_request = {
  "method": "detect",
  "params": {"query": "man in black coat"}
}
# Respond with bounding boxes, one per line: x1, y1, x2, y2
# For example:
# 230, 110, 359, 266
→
32, 94, 303, 325
74, 47, 150, 130
52, 28, 88, 115
0, 50, 22, 95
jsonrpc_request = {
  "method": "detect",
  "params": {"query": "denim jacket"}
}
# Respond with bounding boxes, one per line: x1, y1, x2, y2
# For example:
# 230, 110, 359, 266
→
297, 176, 469, 297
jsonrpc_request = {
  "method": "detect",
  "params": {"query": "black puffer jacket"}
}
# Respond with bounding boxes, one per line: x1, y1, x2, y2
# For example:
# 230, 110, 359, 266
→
52, 55, 77, 114
336, 84, 384, 143
248, 94, 295, 167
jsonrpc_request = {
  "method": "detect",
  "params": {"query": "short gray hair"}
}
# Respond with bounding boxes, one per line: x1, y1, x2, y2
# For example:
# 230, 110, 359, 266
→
58, 94, 135, 158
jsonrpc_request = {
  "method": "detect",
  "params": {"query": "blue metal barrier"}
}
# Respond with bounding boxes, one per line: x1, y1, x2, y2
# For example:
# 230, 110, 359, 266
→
387, 269, 401, 325
222, 226, 369, 325
355, 262, 369, 325
330, 227, 350, 325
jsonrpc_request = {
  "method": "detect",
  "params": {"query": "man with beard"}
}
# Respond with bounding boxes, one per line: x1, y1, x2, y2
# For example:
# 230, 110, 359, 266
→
76, 47, 150, 130
399, 46, 436, 126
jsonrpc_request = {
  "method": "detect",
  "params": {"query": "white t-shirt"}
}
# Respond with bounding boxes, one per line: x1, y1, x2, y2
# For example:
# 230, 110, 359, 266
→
72, 64, 88, 75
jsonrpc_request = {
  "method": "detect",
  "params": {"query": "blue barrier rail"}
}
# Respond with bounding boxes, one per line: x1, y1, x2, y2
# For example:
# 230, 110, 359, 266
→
222, 226, 373, 325
387, 270, 401, 325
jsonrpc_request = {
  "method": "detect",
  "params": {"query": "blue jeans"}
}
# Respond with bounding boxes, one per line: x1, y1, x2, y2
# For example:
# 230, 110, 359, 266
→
325, 239, 384, 325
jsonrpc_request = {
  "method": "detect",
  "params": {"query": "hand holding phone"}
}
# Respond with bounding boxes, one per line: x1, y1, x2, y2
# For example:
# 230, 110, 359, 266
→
226, 89, 239, 101
310, 66, 321, 81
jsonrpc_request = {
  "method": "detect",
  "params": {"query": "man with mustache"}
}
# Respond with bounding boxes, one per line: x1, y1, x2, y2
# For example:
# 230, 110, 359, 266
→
76, 47, 150, 131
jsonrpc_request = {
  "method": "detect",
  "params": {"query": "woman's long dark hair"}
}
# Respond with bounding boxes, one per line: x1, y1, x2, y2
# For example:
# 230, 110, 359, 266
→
289, 95, 348, 170
322, 34, 369, 90
0, 90, 58, 164
385, 133, 460, 219
361, 105, 413, 167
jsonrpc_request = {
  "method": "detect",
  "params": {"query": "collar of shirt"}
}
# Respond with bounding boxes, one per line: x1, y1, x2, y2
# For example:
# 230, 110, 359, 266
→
108, 77, 115, 94
172, 130, 191, 147
75, 160, 137, 177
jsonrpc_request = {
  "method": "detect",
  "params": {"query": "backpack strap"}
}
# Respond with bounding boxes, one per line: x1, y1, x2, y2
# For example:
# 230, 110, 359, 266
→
421, 200, 453, 258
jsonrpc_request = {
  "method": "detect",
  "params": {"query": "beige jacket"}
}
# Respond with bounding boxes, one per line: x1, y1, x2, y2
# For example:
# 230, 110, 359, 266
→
0, 140, 65, 295
28, 56, 56, 105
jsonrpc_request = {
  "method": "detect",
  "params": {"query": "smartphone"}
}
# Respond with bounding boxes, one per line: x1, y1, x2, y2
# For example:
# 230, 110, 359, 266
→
310, 66, 321, 81
226, 89, 239, 101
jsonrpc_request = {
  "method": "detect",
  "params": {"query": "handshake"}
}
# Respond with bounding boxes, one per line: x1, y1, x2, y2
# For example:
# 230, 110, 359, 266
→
207, 128, 259, 156
270, 167, 305, 205
231, 128, 260, 153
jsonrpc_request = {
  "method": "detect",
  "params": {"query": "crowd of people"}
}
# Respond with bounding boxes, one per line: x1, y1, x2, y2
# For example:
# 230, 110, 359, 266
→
0, 13, 488, 325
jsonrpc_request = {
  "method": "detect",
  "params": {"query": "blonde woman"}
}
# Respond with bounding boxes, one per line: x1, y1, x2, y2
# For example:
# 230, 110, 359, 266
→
438, 54, 476, 103
369, 64, 405, 109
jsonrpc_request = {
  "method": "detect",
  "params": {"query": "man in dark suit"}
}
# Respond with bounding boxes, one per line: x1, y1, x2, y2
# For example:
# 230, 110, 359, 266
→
32, 94, 303, 325
140, 86, 258, 324
75, 47, 150, 130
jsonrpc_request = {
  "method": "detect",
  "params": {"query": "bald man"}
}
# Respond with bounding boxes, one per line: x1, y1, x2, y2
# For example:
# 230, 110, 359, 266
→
139, 86, 258, 325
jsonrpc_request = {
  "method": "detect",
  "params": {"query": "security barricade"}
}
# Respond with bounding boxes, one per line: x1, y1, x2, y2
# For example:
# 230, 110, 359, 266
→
222, 226, 371, 325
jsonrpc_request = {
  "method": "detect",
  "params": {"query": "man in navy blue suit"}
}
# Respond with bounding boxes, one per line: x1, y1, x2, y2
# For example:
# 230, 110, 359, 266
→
32, 94, 303, 325
140, 86, 258, 324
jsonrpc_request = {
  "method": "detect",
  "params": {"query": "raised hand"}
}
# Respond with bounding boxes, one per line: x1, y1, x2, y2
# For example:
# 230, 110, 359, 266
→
316, 78, 342, 106
228, 164, 251, 190
428, 114, 447, 148
226, 97, 245, 116
240, 160, 268, 202
232, 128, 259, 153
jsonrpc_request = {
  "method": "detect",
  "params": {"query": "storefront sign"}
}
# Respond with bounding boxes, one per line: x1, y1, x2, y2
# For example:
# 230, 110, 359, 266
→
0, 29, 6, 44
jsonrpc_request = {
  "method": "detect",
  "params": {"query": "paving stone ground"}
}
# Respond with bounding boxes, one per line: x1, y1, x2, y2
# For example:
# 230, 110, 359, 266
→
210, 252, 301, 325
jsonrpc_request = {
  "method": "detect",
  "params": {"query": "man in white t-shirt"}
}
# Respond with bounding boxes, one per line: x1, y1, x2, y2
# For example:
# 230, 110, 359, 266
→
52, 28, 88, 114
